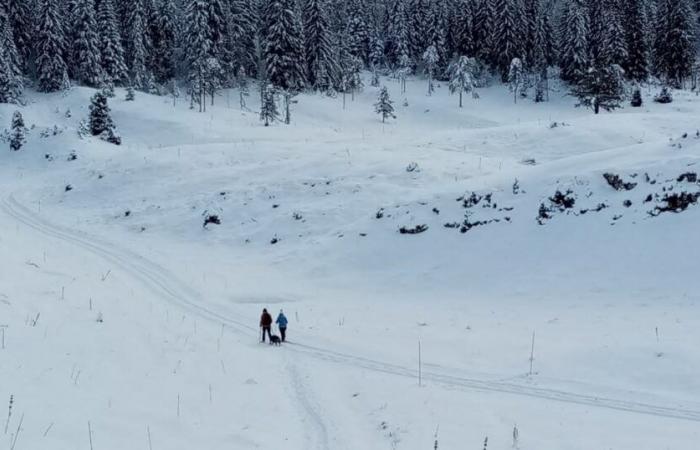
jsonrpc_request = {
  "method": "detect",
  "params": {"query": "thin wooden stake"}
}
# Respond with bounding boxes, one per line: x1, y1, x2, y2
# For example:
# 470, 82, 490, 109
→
10, 413, 23, 450
87, 421, 94, 450
147, 426, 153, 450
418, 340, 422, 387
529, 331, 536, 376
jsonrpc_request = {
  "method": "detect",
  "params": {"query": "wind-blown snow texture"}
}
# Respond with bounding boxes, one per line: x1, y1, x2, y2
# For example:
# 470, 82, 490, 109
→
1, 79, 699, 450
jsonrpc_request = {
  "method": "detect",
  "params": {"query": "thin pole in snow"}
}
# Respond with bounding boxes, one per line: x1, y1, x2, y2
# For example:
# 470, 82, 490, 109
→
529, 331, 536, 376
87, 421, 94, 450
418, 340, 422, 387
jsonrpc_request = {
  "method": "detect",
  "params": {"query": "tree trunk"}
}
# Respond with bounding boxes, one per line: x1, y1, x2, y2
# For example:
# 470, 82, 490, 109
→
459, 90, 463, 108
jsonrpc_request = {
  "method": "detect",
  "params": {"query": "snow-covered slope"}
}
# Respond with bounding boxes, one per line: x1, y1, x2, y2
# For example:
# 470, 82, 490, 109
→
1, 78, 699, 450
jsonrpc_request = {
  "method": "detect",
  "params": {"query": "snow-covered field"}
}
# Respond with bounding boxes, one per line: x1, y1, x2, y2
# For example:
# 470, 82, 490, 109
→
1, 77, 700, 449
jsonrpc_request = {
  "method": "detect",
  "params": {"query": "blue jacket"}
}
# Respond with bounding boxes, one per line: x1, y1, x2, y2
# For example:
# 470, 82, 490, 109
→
276, 313, 288, 328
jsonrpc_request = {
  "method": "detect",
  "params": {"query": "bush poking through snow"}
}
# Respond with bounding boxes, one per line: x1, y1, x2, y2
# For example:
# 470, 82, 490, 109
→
406, 162, 420, 173
603, 173, 637, 191
203, 214, 221, 228
399, 224, 428, 235
650, 192, 700, 215
654, 87, 673, 104
631, 88, 643, 107
677, 172, 698, 183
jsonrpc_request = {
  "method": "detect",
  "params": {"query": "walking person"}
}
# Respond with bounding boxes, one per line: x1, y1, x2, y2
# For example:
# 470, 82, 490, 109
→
276, 309, 288, 342
260, 308, 273, 343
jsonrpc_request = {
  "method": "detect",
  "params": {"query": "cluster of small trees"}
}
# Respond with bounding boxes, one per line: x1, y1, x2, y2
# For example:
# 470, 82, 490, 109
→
0, 0, 697, 117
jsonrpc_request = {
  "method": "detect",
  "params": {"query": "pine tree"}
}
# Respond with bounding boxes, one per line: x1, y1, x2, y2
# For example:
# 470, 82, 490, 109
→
0, 46, 22, 103
151, 0, 177, 83
9, 111, 26, 151
260, 83, 279, 126
409, 0, 430, 61
598, 1, 627, 68
493, 0, 522, 80
97, 0, 128, 85
425, 0, 448, 74
124, 0, 149, 90
0, 6, 22, 82
422, 44, 438, 95
508, 57, 524, 103
654, 0, 696, 88
453, 0, 475, 57
572, 64, 625, 114
184, 0, 211, 111
622, 0, 650, 82
346, 0, 370, 63
35, 0, 69, 93
303, 0, 338, 91
126, 84, 135, 100
447, 55, 477, 107
89, 91, 121, 144
72, 0, 102, 86
560, 0, 589, 83
207, 0, 229, 94
374, 86, 395, 123
385, 0, 410, 68
473, 0, 496, 65
264, 0, 306, 92
229, 0, 259, 78
6, 0, 33, 73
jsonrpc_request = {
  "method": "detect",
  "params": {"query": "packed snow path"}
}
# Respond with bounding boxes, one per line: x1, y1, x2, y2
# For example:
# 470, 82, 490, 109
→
4, 193, 699, 424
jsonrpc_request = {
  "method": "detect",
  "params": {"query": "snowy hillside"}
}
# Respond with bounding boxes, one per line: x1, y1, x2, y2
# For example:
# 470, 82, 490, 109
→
2, 78, 700, 450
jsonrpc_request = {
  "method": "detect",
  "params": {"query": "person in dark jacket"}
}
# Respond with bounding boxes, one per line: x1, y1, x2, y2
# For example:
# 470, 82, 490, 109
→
260, 308, 273, 343
276, 310, 288, 342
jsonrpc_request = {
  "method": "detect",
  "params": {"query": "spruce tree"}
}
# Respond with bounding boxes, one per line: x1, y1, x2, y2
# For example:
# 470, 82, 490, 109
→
453, 0, 475, 57
346, 0, 370, 63
422, 44, 438, 95
9, 110, 26, 151
151, 0, 177, 83
229, 0, 258, 78
598, 1, 627, 68
124, 0, 149, 90
472, 0, 496, 65
409, 0, 430, 61
97, 0, 128, 85
184, 0, 211, 111
89, 91, 121, 144
264, 0, 306, 92
572, 64, 625, 114
622, 0, 650, 82
493, 0, 523, 80
447, 55, 477, 107
0, 46, 22, 103
385, 0, 410, 68
654, 0, 696, 88
426, 0, 449, 75
374, 86, 395, 123
260, 84, 279, 126
0, 6, 22, 83
35, 0, 69, 93
303, 0, 338, 91
6, 0, 33, 73
508, 57, 524, 103
72, 0, 102, 86
559, 0, 589, 83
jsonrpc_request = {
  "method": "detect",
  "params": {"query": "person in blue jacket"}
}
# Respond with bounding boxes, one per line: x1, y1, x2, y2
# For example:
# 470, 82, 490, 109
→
276, 310, 288, 342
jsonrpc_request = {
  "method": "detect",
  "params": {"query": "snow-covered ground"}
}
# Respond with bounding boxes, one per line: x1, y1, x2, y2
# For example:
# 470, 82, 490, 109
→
1, 77, 699, 449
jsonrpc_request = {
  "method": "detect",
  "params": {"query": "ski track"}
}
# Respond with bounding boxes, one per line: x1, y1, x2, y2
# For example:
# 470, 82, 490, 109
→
286, 361, 333, 450
4, 193, 700, 424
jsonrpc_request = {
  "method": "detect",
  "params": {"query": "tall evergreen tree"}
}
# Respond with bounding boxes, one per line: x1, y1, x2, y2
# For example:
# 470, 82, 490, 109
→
559, 0, 589, 83
184, 0, 211, 110
453, 0, 475, 57
35, 0, 69, 92
97, 0, 128, 85
229, 0, 259, 78
425, 0, 448, 74
622, 0, 650, 82
346, 0, 370, 63
385, 0, 410, 68
654, 0, 696, 87
598, 0, 627, 68
123, 0, 149, 89
472, 0, 496, 65
150, 0, 177, 84
303, 0, 338, 91
264, 0, 306, 92
493, 0, 522, 80
0, 34, 23, 103
6, 0, 33, 73
72, 0, 102, 86
409, 0, 430, 61
374, 86, 395, 122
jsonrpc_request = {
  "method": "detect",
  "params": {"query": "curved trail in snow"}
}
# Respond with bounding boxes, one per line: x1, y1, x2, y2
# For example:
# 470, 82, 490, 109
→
4, 194, 700, 424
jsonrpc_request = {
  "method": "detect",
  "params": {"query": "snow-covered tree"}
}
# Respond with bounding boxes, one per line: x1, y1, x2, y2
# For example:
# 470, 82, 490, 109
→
184, 0, 212, 111
6, 0, 33, 72
374, 86, 395, 123
303, 0, 337, 91
447, 55, 477, 107
229, 0, 259, 78
97, 0, 128, 85
493, 0, 522, 80
0, 14, 22, 103
453, 0, 475, 57
472, 0, 496, 65
422, 45, 438, 95
72, 0, 102, 86
654, 0, 696, 88
89, 91, 121, 144
260, 83, 279, 126
264, 0, 306, 92
572, 64, 625, 114
598, 1, 627, 68
385, 0, 410, 68
123, 0, 149, 90
346, 0, 370, 63
35, 0, 70, 93
622, 0, 650, 82
237, 66, 249, 109
559, 0, 589, 83
9, 111, 26, 151
151, 0, 177, 83
508, 57, 524, 103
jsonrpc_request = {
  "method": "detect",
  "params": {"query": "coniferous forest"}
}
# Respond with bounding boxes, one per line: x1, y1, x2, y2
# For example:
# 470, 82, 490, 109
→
0, 0, 698, 113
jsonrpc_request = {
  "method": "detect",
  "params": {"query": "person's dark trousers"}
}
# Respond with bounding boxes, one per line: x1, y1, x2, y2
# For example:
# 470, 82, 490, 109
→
261, 326, 272, 342
279, 327, 287, 342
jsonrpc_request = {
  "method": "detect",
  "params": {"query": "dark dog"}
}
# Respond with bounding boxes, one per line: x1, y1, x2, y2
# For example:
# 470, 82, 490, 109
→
270, 335, 282, 346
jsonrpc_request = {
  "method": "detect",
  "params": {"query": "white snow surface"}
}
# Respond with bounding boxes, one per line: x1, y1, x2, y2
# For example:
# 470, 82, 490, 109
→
1, 78, 700, 450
